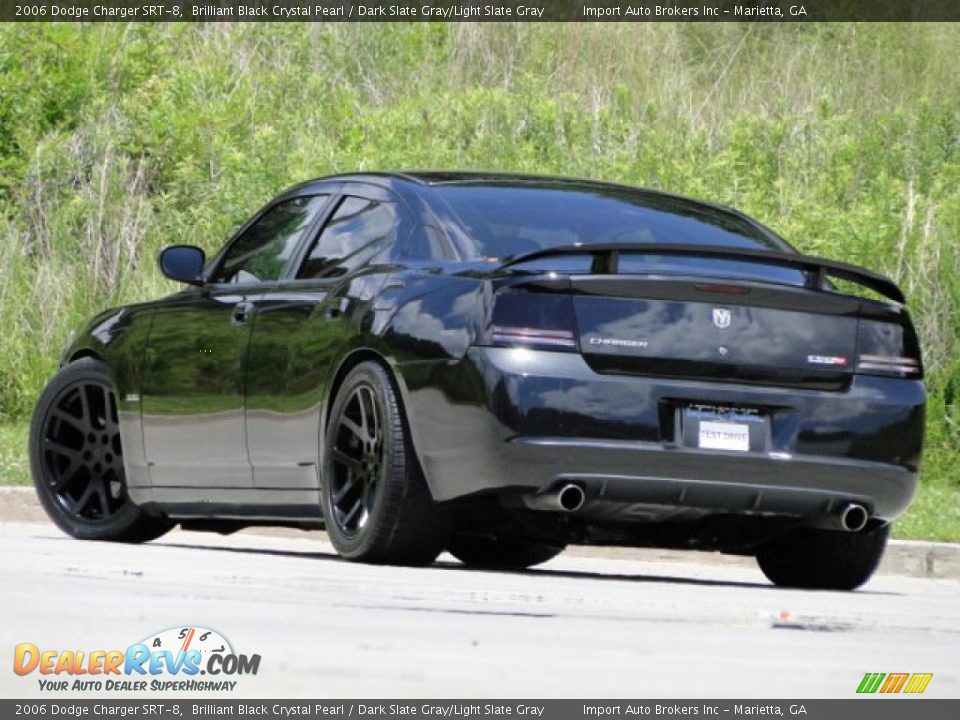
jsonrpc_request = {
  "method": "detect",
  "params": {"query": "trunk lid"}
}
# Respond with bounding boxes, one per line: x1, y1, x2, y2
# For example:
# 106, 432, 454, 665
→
571, 276, 859, 390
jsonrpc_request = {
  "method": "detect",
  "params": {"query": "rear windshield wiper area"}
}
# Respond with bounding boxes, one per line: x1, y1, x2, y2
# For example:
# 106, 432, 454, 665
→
496, 243, 905, 305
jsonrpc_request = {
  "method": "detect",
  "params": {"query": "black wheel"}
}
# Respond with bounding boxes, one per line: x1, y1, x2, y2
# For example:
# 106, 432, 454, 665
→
29, 358, 172, 543
321, 361, 451, 565
448, 533, 565, 570
756, 524, 890, 591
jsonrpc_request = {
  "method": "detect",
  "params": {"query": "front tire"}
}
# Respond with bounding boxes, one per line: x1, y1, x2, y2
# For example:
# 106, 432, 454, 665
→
29, 357, 172, 543
320, 361, 451, 566
447, 533, 565, 570
755, 524, 890, 590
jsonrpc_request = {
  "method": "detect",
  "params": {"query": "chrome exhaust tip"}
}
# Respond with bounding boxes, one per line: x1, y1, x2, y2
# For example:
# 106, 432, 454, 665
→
523, 483, 587, 513
841, 503, 869, 532
557, 484, 586, 513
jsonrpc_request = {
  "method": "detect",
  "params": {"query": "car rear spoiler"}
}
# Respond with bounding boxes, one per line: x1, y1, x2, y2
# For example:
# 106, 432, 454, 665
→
496, 243, 905, 304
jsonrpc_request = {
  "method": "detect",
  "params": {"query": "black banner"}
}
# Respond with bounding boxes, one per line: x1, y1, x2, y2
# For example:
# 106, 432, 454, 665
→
3, 701, 960, 720
2, 0, 960, 23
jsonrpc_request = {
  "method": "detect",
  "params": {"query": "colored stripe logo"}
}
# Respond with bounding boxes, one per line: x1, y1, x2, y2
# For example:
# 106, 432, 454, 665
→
857, 672, 933, 694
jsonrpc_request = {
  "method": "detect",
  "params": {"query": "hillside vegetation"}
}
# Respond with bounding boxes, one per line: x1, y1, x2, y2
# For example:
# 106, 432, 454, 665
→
0, 23, 957, 538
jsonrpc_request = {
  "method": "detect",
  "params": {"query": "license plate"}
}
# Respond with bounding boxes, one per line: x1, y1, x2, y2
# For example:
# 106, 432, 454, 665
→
698, 421, 750, 452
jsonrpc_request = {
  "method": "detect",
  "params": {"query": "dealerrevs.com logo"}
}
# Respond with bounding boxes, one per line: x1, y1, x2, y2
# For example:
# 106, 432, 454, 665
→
13, 626, 260, 692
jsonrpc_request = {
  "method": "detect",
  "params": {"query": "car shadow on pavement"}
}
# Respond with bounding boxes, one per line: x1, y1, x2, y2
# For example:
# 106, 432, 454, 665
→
436, 559, 772, 590
40, 532, 895, 595
439, 560, 898, 595
154, 541, 341, 562
150, 539, 897, 593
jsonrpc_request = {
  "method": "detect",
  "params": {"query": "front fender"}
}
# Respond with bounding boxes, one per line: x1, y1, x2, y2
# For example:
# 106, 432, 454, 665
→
58, 304, 157, 494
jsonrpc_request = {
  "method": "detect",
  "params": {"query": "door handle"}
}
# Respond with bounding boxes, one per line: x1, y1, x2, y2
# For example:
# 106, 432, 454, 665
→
231, 301, 255, 325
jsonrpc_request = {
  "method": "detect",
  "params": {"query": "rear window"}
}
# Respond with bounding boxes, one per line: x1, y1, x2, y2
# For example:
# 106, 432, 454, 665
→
434, 184, 805, 285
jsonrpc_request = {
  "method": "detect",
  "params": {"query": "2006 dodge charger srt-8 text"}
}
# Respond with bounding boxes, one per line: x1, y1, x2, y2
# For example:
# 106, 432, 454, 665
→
29, 172, 924, 590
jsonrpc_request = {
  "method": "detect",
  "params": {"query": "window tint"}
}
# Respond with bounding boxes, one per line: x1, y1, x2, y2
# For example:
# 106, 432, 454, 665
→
213, 195, 327, 284
616, 255, 804, 285
435, 186, 788, 255
434, 185, 803, 285
510, 254, 805, 285
298, 196, 402, 279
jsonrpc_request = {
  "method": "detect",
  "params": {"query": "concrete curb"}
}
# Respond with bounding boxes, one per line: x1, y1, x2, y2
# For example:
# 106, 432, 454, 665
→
2, 485, 958, 580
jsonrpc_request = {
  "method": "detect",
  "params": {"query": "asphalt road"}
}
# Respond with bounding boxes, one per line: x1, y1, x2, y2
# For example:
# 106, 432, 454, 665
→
1, 521, 958, 699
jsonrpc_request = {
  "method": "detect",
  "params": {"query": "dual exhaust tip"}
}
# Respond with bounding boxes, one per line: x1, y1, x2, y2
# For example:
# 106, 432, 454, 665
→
529, 487, 871, 533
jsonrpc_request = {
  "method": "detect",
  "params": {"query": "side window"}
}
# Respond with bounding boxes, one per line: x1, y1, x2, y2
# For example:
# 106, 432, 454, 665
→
212, 195, 328, 284
298, 196, 405, 279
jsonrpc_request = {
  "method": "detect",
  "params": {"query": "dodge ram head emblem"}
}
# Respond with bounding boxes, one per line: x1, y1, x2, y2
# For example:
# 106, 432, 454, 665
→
712, 308, 732, 329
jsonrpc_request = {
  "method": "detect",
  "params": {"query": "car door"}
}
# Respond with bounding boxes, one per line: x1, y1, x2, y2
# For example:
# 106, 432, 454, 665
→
141, 194, 329, 493
245, 187, 415, 490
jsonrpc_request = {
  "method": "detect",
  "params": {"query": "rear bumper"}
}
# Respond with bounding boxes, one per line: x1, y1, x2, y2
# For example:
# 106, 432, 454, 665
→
398, 347, 924, 521
505, 438, 915, 520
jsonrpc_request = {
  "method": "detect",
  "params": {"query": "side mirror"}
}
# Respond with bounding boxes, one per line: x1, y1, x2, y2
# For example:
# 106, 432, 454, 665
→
159, 245, 206, 286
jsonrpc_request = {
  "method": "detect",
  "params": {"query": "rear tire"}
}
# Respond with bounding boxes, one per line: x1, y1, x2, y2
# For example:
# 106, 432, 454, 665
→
756, 524, 890, 590
448, 533, 565, 570
29, 358, 173, 543
321, 361, 452, 566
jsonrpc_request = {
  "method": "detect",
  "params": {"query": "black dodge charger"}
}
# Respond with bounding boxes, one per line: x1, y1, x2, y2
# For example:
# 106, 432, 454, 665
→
30, 172, 925, 590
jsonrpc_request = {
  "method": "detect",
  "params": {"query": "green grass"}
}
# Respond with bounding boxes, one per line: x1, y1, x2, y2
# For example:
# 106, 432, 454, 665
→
0, 23, 958, 538
0, 422, 29, 487
895, 483, 960, 542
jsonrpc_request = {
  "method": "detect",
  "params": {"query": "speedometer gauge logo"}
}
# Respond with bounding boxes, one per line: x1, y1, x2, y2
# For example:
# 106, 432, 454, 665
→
142, 626, 234, 659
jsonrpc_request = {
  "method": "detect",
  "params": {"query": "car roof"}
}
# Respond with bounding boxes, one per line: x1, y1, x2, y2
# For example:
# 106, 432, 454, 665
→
289, 170, 749, 214
291, 169, 700, 195
282, 171, 788, 250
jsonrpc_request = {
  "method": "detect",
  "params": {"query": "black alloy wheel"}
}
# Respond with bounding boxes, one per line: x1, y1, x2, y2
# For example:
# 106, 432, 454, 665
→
321, 361, 452, 565
41, 380, 126, 522
29, 357, 172, 542
328, 384, 385, 537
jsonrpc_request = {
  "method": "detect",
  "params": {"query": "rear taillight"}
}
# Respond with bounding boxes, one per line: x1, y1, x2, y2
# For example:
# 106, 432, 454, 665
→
489, 326, 577, 349
856, 318, 922, 378
480, 291, 579, 352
